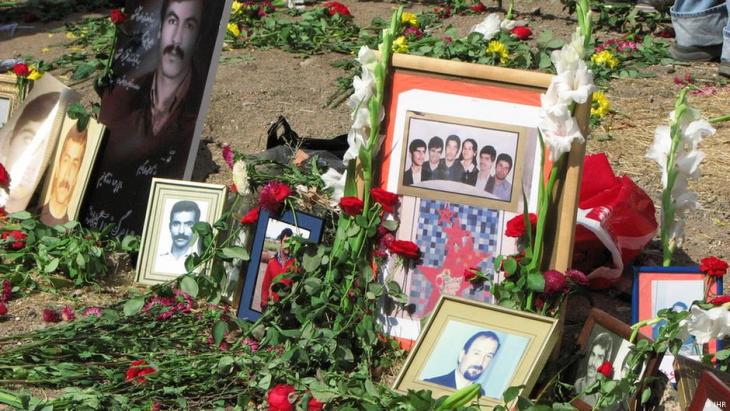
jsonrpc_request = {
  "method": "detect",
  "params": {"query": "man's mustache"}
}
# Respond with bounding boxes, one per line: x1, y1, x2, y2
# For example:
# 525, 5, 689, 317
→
174, 234, 190, 242
163, 45, 184, 60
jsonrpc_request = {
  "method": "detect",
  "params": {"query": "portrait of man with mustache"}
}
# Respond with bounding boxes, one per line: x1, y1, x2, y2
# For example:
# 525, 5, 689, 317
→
155, 199, 201, 274
84, 0, 227, 236
40, 124, 88, 226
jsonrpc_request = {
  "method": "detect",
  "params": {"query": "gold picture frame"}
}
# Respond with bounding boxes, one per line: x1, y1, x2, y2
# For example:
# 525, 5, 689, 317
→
0, 73, 18, 128
393, 295, 560, 408
136, 178, 227, 285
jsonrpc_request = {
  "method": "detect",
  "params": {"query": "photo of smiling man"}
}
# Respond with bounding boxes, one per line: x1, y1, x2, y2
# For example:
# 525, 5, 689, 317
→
154, 199, 205, 275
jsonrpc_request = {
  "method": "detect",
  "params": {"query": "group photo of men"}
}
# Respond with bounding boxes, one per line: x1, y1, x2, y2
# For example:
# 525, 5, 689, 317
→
400, 115, 522, 205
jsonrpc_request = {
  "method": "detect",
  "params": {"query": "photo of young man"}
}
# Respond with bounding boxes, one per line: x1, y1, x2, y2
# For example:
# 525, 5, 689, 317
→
40, 124, 88, 226
485, 153, 513, 201
404, 139, 427, 186
475, 145, 496, 192
154, 199, 202, 275
443, 134, 464, 183
424, 136, 447, 181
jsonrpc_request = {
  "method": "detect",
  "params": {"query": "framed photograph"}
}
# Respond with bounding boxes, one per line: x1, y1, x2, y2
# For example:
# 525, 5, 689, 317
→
0, 73, 18, 129
37, 116, 105, 226
632, 266, 722, 382
136, 178, 227, 285
393, 296, 559, 408
675, 355, 730, 409
376, 54, 588, 344
569, 308, 661, 411
236, 208, 324, 321
0, 73, 80, 213
81, 0, 233, 237
689, 371, 730, 411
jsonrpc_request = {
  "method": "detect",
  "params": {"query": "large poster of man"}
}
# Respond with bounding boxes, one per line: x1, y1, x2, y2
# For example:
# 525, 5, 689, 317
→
81, 0, 232, 236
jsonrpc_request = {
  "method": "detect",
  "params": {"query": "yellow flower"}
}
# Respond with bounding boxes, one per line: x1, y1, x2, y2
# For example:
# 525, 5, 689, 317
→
591, 90, 610, 118
27, 69, 43, 81
41, 47, 50, 53
401, 12, 419, 28
591, 50, 619, 70
486, 40, 509, 64
65, 32, 77, 40
231, 1, 242, 13
393, 36, 408, 53
227, 22, 240, 38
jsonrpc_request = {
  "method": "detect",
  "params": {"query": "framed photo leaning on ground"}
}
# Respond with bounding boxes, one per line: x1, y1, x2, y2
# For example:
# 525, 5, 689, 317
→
375, 53, 587, 344
236, 208, 324, 321
569, 308, 662, 411
136, 178, 227, 285
0, 73, 19, 129
38, 116, 105, 226
688, 371, 730, 411
393, 296, 560, 409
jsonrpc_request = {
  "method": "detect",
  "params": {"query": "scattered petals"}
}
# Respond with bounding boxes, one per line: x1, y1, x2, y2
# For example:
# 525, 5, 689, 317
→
61, 306, 75, 321
42, 308, 61, 323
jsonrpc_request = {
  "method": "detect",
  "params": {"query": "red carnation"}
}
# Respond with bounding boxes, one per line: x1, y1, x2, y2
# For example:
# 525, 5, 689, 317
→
543, 270, 567, 294
700, 256, 729, 278
597, 360, 613, 378
0, 163, 10, 189
42, 308, 60, 323
370, 188, 398, 213
126, 359, 156, 383
12, 63, 30, 77
110, 8, 128, 25
2, 230, 27, 250
222, 144, 234, 168
0, 303, 7, 316
470, 2, 487, 13
511, 25, 533, 40
566, 268, 589, 286
240, 207, 260, 225
387, 240, 420, 260
307, 396, 324, 411
339, 196, 364, 216
404, 26, 424, 39
0, 279, 11, 303
61, 306, 75, 321
259, 181, 291, 214
505, 213, 538, 238
708, 295, 730, 305
323, 1, 351, 17
267, 383, 296, 411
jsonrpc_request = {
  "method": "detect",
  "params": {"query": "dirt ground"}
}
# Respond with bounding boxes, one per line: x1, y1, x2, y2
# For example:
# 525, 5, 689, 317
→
0, 0, 729, 407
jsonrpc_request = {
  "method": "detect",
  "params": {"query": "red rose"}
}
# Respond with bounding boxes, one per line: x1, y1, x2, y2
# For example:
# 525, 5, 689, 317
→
700, 256, 729, 278
42, 308, 60, 323
259, 181, 292, 213
267, 383, 296, 411
708, 295, 730, 305
387, 240, 420, 259
0, 162, 10, 189
597, 360, 613, 378
511, 26, 533, 40
463, 267, 478, 282
61, 306, 75, 321
370, 188, 398, 213
240, 207, 260, 225
543, 270, 567, 294
307, 396, 324, 411
12, 63, 30, 77
323, 1, 351, 17
566, 268, 589, 286
339, 196, 364, 216
2, 230, 27, 250
470, 2, 487, 13
505, 213, 538, 238
110, 8, 128, 24
126, 360, 156, 383
0, 303, 7, 316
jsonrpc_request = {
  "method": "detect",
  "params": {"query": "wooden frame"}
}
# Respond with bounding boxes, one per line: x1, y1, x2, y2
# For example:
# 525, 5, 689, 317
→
570, 308, 662, 411
675, 355, 730, 409
37, 116, 105, 226
393, 295, 560, 409
375, 54, 588, 343
0, 73, 18, 128
236, 208, 324, 321
136, 178, 227, 285
689, 371, 730, 411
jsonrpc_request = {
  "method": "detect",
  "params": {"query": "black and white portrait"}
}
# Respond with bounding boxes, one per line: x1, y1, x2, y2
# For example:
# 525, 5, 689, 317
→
152, 198, 209, 275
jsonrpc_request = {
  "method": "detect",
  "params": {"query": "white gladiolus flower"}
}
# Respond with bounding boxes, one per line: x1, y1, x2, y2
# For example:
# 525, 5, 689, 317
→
552, 60, 594, 104
550, 31, 585, 74
539, 109, 584, 162
343, 128, 366, 164
540, 85, 570, 118
682, 306, 730, 345
500, 18, 516, 31
357, 46, 378, 73
646, 125, 672, 187
683, 119, 715, 149
675, 150, 704, 180
470, 14, 502, 40
231, 160, 250, 194
344, 46, 380, 166
320, 168, 346, 202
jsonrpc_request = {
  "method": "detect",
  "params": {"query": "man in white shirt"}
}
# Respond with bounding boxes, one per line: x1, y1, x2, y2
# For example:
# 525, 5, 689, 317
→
156, 200, 201, 274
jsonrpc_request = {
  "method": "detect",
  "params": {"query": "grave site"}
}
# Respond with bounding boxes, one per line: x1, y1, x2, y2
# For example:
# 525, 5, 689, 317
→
1, 0, 730, 409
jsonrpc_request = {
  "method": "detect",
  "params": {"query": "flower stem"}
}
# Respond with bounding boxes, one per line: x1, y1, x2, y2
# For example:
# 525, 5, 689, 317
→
709, 114, 730, 124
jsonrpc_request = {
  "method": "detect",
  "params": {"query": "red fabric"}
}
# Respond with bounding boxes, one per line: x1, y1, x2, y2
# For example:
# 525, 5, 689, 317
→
573, 153, 657, 289
261, 256, 294, 306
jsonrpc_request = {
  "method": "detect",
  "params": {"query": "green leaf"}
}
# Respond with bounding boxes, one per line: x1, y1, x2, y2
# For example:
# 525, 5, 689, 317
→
641, 387, 651, 404
221, 246, 249, 261
44, 258, 60, 273
503, 385, 523, 403
303, 277, 322, 295
9, 210, 32, 220
503, 257, 517, 275
213, 320, 228, 346
180, 276, 199, 298
302, 251, 322, 273
527, 273, 545, 292
382, 219, 398, 231
123, 296, 145, 317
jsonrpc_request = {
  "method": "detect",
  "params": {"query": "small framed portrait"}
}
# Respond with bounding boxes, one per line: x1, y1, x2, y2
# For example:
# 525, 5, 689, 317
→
675, 356, 730, 409
570, 308, 661, 411
632, 266, 722, 382
0, 73, 18, 129
37, 116, 105, 226
688, 371, 730, 411
393, 295, 560, 408
136, 178, 227, 285
236, 208, 324, 321
398, 111, 527, 212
